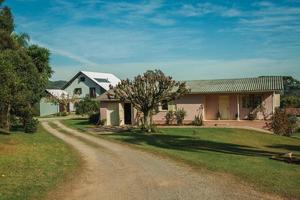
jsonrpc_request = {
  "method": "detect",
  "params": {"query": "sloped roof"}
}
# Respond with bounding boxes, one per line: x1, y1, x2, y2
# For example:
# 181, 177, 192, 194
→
62, 71, 121, 91
97, 89, 117, 101
46, 89, 68, 99
186, 76, 284, 93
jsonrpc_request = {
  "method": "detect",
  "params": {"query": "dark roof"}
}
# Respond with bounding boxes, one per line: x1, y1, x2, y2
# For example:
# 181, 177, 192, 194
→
186, 76, 284, 93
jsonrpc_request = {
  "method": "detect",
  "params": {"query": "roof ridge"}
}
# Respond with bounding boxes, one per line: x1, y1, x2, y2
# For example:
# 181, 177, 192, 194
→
184, 76, 283, 82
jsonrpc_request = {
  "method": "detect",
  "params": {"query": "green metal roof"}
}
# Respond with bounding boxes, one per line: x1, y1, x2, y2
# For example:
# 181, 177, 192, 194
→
186, 76, 284, 93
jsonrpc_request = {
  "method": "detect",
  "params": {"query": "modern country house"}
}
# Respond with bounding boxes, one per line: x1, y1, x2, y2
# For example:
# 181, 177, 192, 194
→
39, 71, 120, 116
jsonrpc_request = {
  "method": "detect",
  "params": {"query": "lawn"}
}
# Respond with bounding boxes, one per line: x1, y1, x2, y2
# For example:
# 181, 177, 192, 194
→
0, 125, 81, 200
62, 118, 300, 199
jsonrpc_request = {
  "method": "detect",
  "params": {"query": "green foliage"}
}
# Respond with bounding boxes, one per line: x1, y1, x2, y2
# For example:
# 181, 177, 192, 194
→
99, 118, 107, 126
113, 70, 189, 132
57, 111, 68, 117
281, 96, 300, 108
24, 118, 39, 133
165, 111, 175, 125
0, 1, 52, 132
174, 108, 186, 125
269, 108, 297, 136
192, 114, 203, 126
75, 97, 99, 116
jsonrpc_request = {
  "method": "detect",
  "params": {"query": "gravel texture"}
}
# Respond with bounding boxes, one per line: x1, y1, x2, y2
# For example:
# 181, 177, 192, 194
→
42, 120, 282, 200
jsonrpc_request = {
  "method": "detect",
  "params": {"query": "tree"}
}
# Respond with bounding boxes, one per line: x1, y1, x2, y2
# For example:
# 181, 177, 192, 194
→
0, 0, 52, 132
112, 70, 189, 132
75, 97, 99, 116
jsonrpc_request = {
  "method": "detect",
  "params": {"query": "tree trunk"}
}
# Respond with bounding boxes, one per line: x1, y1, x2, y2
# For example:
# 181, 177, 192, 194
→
3, 103, 11, 131
143, 111, 152, 133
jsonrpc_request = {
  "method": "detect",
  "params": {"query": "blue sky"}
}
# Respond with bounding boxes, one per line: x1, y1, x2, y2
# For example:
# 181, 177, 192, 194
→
6, 0, 300, 80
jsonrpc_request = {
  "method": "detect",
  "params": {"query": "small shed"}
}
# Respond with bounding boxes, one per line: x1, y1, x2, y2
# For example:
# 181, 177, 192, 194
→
39, 89, 69, 117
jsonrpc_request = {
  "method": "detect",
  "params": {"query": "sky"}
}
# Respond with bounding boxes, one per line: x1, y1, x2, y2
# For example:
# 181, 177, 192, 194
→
6, 0, 300, 81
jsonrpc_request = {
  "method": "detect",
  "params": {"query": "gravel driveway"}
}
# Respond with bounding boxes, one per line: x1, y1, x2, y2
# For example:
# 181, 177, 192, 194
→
41, 121, 282, 200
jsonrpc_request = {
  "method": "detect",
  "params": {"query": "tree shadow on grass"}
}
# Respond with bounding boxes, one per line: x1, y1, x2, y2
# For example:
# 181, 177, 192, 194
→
266, 144, 300, 153
105, 132, 278, 158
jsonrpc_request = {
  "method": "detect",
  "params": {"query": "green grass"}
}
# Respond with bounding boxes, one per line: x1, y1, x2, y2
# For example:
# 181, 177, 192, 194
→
61, 118, 91, 132
0, 125, 81, 200
62, 118, 300, 198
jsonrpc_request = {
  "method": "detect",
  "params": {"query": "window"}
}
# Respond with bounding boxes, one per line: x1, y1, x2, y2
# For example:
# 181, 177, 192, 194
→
80, 76, 85, 82
90, 87, 96, 98
95, 78, 109, 83
74, 88, 82, 95
242, 95, 262, 108
161, 100, 168, 111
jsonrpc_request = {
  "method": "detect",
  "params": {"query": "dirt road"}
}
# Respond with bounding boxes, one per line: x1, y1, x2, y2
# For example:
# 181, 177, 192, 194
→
42, 121, 281, 200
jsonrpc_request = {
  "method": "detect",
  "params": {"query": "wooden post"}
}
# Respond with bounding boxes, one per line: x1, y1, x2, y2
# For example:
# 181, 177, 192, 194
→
237, 94, 240, 121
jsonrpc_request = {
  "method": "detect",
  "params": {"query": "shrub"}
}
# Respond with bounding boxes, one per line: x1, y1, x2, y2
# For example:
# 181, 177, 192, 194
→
269, 108, 297, 136
75, 97, 99, 116
248, 112, 256, 120
281, 96, 300, 108
192, 114, 203, 126
24, 118, 39, 133
99, 119, 107, 126
165, 111, 174, 125
89, 112, 100, 125
175, 108, 186, 125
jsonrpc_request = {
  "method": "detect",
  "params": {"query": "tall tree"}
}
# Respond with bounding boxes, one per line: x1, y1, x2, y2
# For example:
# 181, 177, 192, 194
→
0, 0, 52, 131
112, 70, 189, 132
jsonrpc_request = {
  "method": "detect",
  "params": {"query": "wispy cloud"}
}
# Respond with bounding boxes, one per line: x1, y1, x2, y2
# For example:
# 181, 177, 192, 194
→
176, 3, 242, 17
31, 39, 99, 67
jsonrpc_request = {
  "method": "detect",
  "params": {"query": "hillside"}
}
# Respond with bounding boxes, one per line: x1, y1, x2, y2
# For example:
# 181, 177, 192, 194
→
47, 80, 67, 89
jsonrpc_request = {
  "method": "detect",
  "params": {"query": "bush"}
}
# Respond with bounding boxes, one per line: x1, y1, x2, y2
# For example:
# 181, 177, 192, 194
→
192, 114, 203, 126
75, 97, 99, 116
24, 118, 39, 133
99, 119, 107, 126
165, 111, 174, 125
269, 108, 297, 136
281, 96, 300, 108
89, 112, 100, 125
175, 108, 186, 125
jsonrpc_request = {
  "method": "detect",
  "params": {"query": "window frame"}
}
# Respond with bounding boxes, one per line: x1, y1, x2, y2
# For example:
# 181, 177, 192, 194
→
74, 88, 82, 95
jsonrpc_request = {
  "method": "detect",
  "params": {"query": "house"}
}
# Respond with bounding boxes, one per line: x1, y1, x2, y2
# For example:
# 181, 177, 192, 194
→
98, 76, 284, 126
40, 89, 69, 116
40, 70, 120, 116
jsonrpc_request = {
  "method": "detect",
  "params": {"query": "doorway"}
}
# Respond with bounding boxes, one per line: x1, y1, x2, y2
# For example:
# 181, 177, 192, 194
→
218, 96, 229, 120
124, 103, 132, 125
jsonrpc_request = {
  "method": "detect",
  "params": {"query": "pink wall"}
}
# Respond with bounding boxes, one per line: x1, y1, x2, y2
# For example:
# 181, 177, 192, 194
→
152, 94, 204, 124
100, 92, 276, 125
100, 102, 108, 120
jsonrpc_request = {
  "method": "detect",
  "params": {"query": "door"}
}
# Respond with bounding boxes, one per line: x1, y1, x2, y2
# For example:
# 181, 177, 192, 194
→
218, 96, 229, 120
89, 87, 96, 98
124, 103, 132, 125
107, 103, 119, 126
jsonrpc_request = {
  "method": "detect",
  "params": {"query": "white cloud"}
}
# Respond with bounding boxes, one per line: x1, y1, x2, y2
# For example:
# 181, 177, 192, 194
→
177, 3, 242, 17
